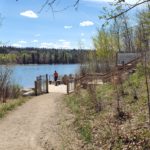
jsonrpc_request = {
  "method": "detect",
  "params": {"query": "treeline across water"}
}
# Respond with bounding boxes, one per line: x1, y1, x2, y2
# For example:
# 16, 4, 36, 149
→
0, 46, 90, 64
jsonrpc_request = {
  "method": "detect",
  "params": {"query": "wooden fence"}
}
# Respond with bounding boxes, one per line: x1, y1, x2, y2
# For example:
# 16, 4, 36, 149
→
67, 79, 75, 94
34, 57, 141, 95
71, 57, 141, 90
34, 74, 49, 96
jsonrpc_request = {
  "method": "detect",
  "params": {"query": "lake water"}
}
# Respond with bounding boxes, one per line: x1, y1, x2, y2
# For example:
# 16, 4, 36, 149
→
4, 64, 80, 88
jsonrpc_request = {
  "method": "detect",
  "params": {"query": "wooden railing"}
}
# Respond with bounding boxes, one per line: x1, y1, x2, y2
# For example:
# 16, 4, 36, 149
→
34, 74, 49, 96
72, 57, 141, 89
34, 57, 141, 95
67, 79, 75, 94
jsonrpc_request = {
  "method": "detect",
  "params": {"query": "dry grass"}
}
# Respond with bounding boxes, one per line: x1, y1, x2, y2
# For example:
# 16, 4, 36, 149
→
65, 71, 150, 149
0, 97, 28, 118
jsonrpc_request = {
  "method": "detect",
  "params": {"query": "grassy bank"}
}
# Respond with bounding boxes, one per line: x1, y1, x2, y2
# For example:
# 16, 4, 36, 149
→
65, 71, 150, 149
0, 97, 28, 118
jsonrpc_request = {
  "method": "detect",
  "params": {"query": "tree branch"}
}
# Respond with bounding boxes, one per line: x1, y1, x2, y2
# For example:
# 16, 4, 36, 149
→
38, 0, 80, 13
73, 0, 80, 7
107, 0, 150, 20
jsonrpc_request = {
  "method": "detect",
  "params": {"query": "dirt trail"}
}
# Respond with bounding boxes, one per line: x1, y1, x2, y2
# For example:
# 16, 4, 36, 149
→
0, 93, 66, 150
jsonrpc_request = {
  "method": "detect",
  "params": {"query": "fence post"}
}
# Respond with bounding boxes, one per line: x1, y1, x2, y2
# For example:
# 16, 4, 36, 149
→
46, 74, 49, 93
67, 81, 69, 94
2, 89, 6, 103
74, 79, 76, 90
35, 81, 38, 96
37, 76, 42, 94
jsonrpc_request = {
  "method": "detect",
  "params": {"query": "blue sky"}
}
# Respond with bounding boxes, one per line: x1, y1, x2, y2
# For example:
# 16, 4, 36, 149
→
0, 0, 141, 49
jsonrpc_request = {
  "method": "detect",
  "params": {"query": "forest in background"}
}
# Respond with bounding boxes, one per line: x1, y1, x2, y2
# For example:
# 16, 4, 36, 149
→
0, 46, 89, 64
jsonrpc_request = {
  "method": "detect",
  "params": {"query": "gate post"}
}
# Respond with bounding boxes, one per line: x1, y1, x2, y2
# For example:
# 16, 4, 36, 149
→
67, 81, 69, 94
74, 79, 76, 90
46, 74, 49, 93
35, 81, 38, 96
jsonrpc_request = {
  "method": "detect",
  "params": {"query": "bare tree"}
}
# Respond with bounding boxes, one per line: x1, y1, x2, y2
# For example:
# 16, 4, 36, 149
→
15, 0, 150, 16
0, 67, 12, 102
106, 0, 150, 20
120, 15, 135, 52
135, 7, 150, 126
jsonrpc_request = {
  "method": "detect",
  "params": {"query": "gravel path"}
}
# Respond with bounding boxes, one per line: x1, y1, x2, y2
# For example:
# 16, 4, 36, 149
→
0, 93, 65, 150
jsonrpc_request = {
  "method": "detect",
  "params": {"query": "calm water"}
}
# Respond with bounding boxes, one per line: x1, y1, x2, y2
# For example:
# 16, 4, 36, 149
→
4, 64, 80, 88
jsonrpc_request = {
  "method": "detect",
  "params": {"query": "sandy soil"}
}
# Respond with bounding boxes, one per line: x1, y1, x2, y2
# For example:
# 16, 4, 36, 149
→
48, 84, 67, 94
0, 93, 66, 150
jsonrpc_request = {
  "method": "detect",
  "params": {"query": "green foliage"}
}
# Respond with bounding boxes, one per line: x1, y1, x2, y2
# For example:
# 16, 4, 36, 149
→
127, 63, 146, 89
93, 29, 116, 59
99, 3, 149, 54
87, 28, 117, 73
129, 72, 141, 88
65, 4, 150, 149
66, 94, 80, 114
0, 46, 89, 64
135, 63, 150, 77
97, 83, 113, 97
0, 54, 17, 64
65, 91, 93, 143
79, 122, 92, 143
65, 69, 150, 148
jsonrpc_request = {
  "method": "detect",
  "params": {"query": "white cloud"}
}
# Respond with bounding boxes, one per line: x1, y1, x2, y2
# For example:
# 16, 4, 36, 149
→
40, 41, 71, 49
83, 0, 141, 4
64, 26, 72, 29
81, 38, 86, 42
12, 41, 27, 47
18, 40, 27, 44
40, 42, 55, 48
81, 33, 85, 36
61, 41, 71, 49
20, 10, 38, 18
80, 21, 94, 27
32, 40, 38, 43
34, 34, 40, 37
58, 40, 71, 48
59, 39, 66, 42
12, 43, 22, 47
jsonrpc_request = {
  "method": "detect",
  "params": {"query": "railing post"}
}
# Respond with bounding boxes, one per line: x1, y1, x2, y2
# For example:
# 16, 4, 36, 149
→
74, 79, 76, 90
35, 81, 38, 96
46, 74, 49, 93
37, 75, 42, 94
67, 81, 69, 94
